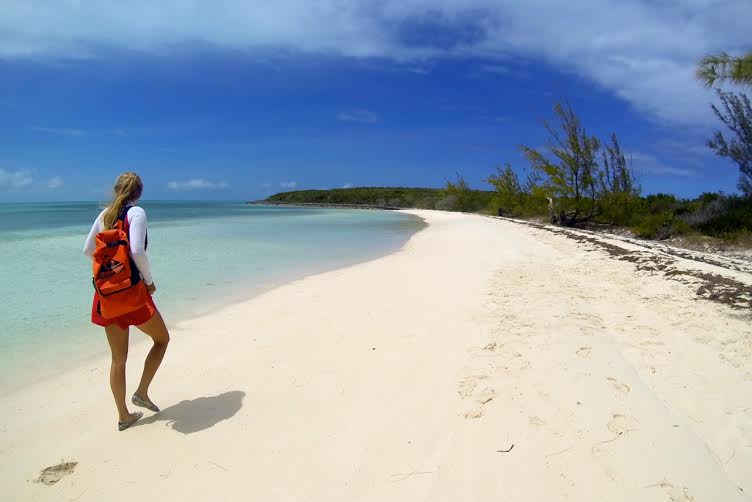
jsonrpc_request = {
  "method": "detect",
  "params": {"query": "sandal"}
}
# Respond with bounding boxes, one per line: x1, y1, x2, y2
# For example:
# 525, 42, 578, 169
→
132, 393, 160, 412
118, 411, 143, 431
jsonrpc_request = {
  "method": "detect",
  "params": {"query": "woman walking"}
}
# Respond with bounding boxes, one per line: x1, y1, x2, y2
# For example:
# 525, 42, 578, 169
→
83, 172, 170, 431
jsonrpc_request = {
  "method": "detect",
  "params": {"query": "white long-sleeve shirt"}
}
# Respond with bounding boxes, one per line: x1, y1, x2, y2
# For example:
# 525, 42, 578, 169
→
83, 205, 153, 285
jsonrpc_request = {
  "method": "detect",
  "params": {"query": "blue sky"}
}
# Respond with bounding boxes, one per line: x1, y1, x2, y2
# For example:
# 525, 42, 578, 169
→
0, 1, 750, 202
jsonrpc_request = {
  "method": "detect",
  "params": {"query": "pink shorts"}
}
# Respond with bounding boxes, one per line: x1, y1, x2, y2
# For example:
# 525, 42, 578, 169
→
91, 293, 157, 330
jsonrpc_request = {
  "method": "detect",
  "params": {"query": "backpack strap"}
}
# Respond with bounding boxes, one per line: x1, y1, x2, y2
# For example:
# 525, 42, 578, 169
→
117, 206, 148, 250
115, 206, 143, 286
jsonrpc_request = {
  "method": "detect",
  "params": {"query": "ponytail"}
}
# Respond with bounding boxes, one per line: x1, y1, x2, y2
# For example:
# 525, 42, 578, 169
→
102, 172, 143, 230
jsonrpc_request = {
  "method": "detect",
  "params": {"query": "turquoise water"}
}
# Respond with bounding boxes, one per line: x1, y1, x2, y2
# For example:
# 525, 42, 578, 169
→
0, 202, 425, 392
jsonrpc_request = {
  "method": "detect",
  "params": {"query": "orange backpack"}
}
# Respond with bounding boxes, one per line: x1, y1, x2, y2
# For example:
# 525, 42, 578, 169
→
92, 208, 148, 319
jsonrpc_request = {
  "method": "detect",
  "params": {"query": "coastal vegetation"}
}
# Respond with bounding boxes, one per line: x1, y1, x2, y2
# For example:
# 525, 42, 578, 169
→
264, 52, 752, 246
482, 99, 752, 243
263, 183, 751, 244
264, 186, 495, 212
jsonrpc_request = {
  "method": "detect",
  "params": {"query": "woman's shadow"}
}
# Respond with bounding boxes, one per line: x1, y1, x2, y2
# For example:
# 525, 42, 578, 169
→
135, 390, 245, 434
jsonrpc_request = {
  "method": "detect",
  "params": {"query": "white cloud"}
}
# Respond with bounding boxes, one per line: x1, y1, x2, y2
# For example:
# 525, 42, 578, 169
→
47, 176, 64, 189
280, 181, 297, 189
167, 178, 230, 190
480, 64, 512, 75
0, 168, 34, 189
32, 126, 86, 136
342, 182, 354, 188
1, 1, 749, 126
631, 152, 695, 177
337, 110, 378, 123
32, 126, 129, 137
652, 138, 714, 161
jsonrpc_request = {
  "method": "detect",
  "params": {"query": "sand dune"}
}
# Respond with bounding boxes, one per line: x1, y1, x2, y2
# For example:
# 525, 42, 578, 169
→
2, 210, 750, 501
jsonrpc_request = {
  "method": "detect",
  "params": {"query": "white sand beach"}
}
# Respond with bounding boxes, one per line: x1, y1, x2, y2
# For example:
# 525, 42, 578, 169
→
2, 210, 751, 501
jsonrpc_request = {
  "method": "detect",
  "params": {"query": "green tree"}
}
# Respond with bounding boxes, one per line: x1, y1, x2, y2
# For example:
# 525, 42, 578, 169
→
696, 52, 752, 88
598, 133, 642, 226
600, 133, 638, 196
708, 90, 752, 195
484, 163, 522, 215
443, 173, 478, 212
520, 103, 601, 226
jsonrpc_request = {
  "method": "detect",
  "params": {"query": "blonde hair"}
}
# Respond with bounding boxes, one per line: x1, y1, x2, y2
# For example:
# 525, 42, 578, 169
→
102, 172, 143, 230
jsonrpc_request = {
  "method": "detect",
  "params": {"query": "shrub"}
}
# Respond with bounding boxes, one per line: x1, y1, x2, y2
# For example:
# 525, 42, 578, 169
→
435, 194, 458, 211
693, 195, 752, 239
633, 213, 675, 239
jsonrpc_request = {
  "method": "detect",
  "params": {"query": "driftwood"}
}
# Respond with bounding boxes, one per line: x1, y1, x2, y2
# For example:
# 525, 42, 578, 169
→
546, 196, 601, 227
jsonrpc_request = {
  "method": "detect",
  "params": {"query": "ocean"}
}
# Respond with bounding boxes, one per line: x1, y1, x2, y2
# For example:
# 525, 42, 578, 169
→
0, 202, 425, 393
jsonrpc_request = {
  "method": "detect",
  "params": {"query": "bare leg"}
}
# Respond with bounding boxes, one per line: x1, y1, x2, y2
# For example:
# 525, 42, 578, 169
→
105, 324, 134, 422
135, 309, 170, 400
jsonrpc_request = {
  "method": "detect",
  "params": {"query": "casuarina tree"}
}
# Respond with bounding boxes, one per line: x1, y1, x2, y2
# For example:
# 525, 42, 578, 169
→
520, 103, 601, 226
696, 52, 752, 88
708, 90, 752, 195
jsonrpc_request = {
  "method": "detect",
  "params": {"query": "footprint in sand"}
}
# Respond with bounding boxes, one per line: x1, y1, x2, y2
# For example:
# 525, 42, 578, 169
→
607, 377, 631, 394
465, 407, 484, 419
579, 326, 597, 337
655, 479, 695, 502
590, 446, 623, 482
529, 416, 546, 427
457, 378, 479, 399
640, 339, 664, 348
36, 461, 77, 485
476, 387, 495, 405
607, 414, 628, 434
591, 433, 627, 483
576, 346, 591, 359
572, 312, 603, 324
462, 383, 496, 419
483, 341, 497, 351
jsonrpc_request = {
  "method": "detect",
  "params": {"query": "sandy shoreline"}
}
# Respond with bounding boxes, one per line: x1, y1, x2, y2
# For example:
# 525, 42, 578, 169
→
2, 210, 750, 501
